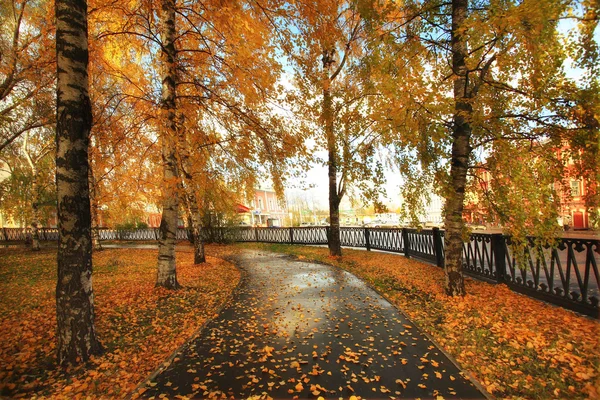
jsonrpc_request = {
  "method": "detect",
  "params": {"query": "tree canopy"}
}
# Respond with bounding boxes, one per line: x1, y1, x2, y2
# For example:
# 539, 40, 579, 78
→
0, 0, 597, 364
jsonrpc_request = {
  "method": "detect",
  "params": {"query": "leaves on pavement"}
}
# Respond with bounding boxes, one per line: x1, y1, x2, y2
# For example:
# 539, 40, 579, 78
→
241, 243, 600, 400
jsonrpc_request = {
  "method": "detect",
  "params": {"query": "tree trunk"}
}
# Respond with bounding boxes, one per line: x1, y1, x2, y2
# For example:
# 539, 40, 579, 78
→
177, 114, 206, 264
23, 133, 41, 251
186, 213, 194, 244
31, 174, 41, 251
443, 0, 471, 297
190, 202, 205, 264
89, 166, 102, 251
55, 0, 103, 366
156, 0, 180, 290
183, 190, 205, 264
181, 184, 205, 263
323, 49, 342, 257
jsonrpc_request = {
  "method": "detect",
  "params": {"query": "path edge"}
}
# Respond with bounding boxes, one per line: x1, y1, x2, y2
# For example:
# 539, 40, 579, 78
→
352, 268, 494, 400
127, 253, 248, 400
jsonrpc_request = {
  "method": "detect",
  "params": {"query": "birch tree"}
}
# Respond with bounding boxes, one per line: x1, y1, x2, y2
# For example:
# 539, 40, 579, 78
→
283, 0, 392, 257
374, 0, 596, 295
55, 0, 103, 365
154, 0, 180, 289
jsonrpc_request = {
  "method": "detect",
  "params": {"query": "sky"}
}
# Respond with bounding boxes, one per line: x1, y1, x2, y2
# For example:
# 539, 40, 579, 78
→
285, 150, 403, 211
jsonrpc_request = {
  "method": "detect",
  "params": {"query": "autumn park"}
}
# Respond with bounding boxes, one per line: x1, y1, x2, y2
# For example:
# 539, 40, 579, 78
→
0, 0, 599, 398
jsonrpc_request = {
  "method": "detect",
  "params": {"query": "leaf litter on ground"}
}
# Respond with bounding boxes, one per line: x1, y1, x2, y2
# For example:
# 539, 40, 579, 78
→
0, 244, 240, 398
239, 242, 600, 400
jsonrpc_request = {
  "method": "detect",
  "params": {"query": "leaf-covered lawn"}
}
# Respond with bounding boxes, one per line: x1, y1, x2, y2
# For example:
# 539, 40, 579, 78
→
239, 243, 600, 400
0, 244, 240, 398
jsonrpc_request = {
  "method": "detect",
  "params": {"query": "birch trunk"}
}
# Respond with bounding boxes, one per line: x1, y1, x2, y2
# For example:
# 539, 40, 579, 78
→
443, 0, 470, 296
156, 0, 180, 289
55, 0, 103, 365
177, 113, 206, 264
31, 175, 40, 251
89, 166, 102, 251
180, 180, 205, 264
181, 183, 205, 264
323, 49, 342, 257
188, 194, 205, 264
23, 133, 40, 251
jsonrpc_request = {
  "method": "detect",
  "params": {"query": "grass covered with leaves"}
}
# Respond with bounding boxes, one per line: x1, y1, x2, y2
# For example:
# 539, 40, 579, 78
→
239, 243, 600, 400
0, 244, 240, 398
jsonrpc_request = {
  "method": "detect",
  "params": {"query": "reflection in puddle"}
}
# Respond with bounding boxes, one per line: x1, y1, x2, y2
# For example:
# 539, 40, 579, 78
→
251, 257, 393, 338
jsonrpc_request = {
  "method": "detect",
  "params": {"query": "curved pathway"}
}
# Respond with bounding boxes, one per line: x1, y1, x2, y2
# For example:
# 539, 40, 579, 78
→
140, 249, 485, 399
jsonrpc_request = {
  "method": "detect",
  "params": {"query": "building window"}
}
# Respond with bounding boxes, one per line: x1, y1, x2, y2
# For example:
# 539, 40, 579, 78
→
269, 199, 274, 211
570, 180, 580, 197
258, 198, 263, 210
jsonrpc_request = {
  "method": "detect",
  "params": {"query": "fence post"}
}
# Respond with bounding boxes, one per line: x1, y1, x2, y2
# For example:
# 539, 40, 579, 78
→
492, 233, 507, 283
432, 227, 444, 268
402, 228, 411, 259
254, 227, 259, 242
289, 227, 294, 245
364, 227, 371, 251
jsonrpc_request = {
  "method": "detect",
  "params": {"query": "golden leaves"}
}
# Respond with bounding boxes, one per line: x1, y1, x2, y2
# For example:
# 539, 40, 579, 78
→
243, 243, 600, 400
0, 246, 240, 398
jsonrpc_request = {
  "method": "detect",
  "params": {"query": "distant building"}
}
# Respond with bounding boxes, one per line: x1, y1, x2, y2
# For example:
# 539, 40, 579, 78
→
462, 168, 493, 226
375, 212, 400, 223
144, 204, 184, 228
556, 144, 597, 229
0, 161, 59, 228
142, 187, 287, 228
559, 178, 594, 229
460, 143, 598, 230
0, 161, 13, 228
244, 187, 287, 227
424, 194, 445, 226
146, 204, 162, 228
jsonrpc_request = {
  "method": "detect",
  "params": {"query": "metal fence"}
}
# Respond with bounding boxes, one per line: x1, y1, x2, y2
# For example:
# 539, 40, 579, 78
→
0, 228, 60, 241
2, 226, 598, 317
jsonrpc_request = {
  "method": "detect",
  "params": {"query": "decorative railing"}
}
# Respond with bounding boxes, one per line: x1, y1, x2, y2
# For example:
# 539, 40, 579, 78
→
289, 226, 328, 245
368, 228, 403, 253
502, 236, 599, 313
0, 227, 60, 241
98, 228, 161, 241
340, 227, 367, 248
2, 226, 598, 318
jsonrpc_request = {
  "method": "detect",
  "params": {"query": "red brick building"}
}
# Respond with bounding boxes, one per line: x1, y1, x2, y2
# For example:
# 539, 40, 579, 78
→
555, 142, 597, 230
462, 143, 598, 230
560, 178, 592, 229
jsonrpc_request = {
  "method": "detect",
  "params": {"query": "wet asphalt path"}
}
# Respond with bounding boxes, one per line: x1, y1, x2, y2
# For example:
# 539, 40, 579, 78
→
141, 250, 485, 399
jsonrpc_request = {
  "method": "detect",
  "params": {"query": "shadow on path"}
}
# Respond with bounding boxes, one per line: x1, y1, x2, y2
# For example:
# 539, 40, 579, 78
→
139, 249, 486, 399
